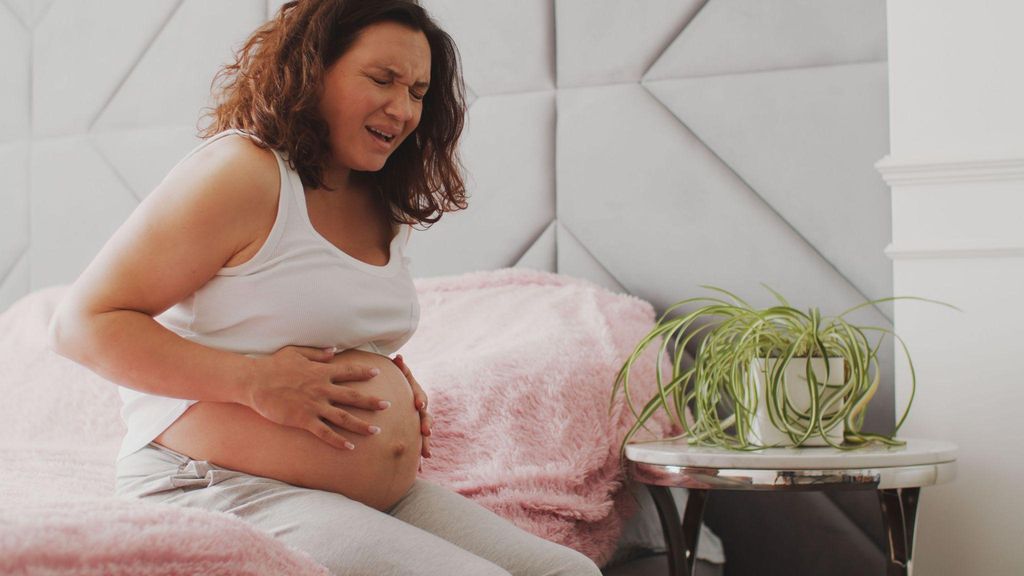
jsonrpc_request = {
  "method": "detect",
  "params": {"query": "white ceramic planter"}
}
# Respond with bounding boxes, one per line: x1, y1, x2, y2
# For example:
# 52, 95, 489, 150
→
745, 357, 845, 447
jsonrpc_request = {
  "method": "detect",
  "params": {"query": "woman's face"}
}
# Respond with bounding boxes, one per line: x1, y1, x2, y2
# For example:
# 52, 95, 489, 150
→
319, 21, 431, 179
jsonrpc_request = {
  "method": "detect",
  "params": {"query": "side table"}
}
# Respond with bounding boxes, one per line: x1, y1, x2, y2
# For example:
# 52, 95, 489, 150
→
625, 438, 957, 576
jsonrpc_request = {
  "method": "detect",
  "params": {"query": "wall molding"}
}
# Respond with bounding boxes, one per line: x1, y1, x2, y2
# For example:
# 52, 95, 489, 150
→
876, 154, 1024, 186
885, 242, 1024, 260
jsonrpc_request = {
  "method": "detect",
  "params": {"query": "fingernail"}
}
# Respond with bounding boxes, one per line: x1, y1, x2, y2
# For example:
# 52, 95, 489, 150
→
378, 400, 391, 409
325, 346, 337, 355
345, 441, 355, 450
370, 368, 380, 376
368, 426, 381, 435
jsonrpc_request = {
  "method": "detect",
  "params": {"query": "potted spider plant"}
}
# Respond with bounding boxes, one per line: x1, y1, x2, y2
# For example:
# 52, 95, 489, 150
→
611, 286, 951, 457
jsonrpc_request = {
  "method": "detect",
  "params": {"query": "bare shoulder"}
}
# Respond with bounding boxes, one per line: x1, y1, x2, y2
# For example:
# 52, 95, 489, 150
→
58, 134, 286, 319
165, 133, 280, 215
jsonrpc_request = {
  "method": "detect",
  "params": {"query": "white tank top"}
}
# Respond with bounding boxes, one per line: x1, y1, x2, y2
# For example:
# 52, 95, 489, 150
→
116, 130, 420, 461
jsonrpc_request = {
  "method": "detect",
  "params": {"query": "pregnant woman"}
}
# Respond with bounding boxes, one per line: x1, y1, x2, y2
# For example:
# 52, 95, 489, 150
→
48, 1, 599, 574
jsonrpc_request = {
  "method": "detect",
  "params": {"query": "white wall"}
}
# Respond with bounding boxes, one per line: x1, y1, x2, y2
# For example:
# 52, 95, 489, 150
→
883, 1, 1024, 574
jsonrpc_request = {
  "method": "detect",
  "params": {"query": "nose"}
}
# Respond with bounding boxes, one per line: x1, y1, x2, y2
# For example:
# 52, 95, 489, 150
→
384, 90, 415, 123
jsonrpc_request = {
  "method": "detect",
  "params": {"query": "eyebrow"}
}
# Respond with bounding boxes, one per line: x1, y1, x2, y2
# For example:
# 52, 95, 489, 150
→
371, 65, 430, 90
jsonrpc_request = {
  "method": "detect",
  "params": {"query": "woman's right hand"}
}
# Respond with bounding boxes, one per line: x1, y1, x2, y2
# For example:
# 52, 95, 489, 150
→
245, 345, 389, 451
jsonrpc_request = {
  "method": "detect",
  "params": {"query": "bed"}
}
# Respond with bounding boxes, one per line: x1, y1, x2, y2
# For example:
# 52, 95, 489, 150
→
1, 1, 893, 574
0, 270, 724, 574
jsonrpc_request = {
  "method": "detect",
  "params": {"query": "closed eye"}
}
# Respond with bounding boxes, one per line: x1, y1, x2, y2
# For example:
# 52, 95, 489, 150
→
371, 76, 425, 103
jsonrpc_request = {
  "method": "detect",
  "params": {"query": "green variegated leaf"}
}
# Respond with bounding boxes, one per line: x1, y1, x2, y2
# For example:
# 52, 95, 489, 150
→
611, 286, 954, 456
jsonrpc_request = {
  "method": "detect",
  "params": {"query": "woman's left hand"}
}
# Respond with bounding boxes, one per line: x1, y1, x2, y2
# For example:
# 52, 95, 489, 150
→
392, 354, 432, 460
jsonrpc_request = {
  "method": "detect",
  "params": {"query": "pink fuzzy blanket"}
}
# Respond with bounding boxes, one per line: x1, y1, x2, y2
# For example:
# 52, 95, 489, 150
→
0, 268, 672, 572
0, 286, 329, 575
406, 269, 674, 565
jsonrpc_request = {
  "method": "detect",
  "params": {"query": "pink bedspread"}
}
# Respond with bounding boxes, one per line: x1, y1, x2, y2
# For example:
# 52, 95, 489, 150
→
0, 285, 328, 575
0, 268, 673, 571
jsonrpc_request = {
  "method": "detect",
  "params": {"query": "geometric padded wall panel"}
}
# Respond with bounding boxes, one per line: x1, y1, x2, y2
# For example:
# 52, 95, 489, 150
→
92, 128, 202, 201
646, 0, 887, 80
405, 90, 555, 275
0, 250, 29, 314
0, 143, 29, 298
29, 138, 138, 290
32, 0, 179, 137
557, 83, 878, 318
0, 7, 29, 141
558, 82, 893, 432
94, 0, 264, 131
645, 62, 892, 316
554, 0, 703, 88
556, 221, 628, 296
515, 220, 556, 273
420, 0, 554, 96
2, 0, 55, 30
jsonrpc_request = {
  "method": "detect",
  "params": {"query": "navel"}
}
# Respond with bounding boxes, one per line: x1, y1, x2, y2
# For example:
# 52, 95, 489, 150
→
390, 440, 408, 458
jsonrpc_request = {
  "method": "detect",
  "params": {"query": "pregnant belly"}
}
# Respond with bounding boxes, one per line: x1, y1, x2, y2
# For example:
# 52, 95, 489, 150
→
154, 349, 422, 512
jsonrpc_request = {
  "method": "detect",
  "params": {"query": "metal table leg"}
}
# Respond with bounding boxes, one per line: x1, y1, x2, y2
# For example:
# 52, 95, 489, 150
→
879, 487, 920, 576
648, 485, 708, 576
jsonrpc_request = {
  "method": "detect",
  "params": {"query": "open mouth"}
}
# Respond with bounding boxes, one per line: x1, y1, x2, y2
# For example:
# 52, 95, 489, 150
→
366, 126, 395, 143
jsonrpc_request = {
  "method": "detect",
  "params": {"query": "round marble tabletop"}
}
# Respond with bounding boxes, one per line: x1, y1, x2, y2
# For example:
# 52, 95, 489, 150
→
625, 438, 958, 469
626, 438, 958, 490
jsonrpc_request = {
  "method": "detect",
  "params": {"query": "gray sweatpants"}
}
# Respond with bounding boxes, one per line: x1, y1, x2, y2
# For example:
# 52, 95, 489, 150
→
115, 443, 601, 576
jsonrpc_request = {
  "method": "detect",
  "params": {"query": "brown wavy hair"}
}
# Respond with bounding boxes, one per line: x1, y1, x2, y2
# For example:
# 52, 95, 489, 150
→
200, 0, 467, 226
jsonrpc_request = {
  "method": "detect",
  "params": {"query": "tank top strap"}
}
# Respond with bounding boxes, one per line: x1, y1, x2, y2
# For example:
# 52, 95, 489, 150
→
210, 134, 298, 278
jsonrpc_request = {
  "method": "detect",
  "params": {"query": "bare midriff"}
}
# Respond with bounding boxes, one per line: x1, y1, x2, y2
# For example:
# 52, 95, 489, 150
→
154, 349, 423, 512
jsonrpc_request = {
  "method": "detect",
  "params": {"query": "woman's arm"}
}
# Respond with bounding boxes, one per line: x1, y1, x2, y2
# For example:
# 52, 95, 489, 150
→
48, 135, 385, 448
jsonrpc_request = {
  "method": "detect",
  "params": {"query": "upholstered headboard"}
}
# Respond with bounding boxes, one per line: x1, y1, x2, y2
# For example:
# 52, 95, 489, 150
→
0, 1, 892, 573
